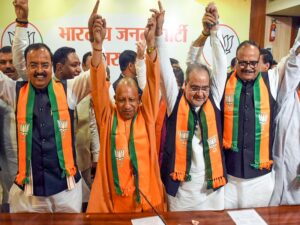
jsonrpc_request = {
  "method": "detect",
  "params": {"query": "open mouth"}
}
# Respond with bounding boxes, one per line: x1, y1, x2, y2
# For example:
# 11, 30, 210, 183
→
4, 70, 15, 74
34, 74, 47, 79
5, 72, 15, 76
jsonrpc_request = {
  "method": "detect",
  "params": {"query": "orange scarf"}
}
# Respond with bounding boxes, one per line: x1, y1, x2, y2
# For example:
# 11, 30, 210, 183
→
223, 71, 273, 170
111, 110, 151, 209
171, 95, 226, 189
155, 98, 167, 156
16, 80, 76, 185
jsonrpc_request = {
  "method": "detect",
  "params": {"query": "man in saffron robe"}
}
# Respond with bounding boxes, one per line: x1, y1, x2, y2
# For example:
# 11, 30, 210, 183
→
87, 2, 165, 213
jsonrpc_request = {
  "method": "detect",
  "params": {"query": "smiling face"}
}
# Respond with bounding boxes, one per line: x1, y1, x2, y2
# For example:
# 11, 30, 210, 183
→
236, 45, 260, 81
60, 52, 81, 79
26, 48, 53, 89
184, 68, 210, 108
114, 78, 140, 121
0, 52, 18, 80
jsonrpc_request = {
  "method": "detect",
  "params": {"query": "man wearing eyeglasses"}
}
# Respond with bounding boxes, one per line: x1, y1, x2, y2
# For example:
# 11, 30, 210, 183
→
157, 2, 228, 211
223, 37, 300, 209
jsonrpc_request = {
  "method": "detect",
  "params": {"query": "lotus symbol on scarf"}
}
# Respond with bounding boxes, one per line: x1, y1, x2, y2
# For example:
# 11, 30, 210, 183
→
20, 123, 30, 136
207, 135, 217, 151
115, 149, 125, 161
57, 120, 68, 135
179, 131, 189, 143
258, 113, 268, 125
225, 94, 234, 107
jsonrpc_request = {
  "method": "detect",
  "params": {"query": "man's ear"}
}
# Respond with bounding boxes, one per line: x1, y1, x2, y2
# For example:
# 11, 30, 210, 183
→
266, 62, 271, 70
127, 62, 132, 70
82, 63, 87, 71
55, 62, 63, 74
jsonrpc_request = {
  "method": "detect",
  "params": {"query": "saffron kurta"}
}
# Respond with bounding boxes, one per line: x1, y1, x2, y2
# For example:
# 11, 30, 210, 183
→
87, 54, 165, 213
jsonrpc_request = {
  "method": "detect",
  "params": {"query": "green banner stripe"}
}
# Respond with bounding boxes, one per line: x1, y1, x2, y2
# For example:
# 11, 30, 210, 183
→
253, 73, 262, 168
25, 83, 35, 181
129, 114, 140, 203
200, 107, 212, 189
47, 80, 66, 176
111, 112, 122, 195
186, 109, 194, 181
232, 78, 242, 151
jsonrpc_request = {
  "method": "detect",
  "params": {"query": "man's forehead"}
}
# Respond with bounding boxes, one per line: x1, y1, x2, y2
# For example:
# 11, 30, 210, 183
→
116, 82, 138, 95
27, 48, 51, 57
67, 52, 79, 60
188, 69, 210, 82
237, 45, 259, 56
0, 52, 12, 60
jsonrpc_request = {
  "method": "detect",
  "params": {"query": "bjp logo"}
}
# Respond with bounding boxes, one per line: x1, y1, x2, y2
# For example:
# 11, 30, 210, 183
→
202, 24, 240, 69
1, 22, 43, 48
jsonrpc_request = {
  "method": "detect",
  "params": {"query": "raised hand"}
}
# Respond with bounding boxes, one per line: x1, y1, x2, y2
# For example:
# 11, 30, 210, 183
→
203, 2, 219, 34
13, 0, 29, 21
144, 15, 156, 48
150, 0, 165, 36
89, 1, 106, 67
90, 17, 106, 68
136, 41, 146, 60
93, 17, 106, 45
206, 2, 219, 23
88, 0, 100, 42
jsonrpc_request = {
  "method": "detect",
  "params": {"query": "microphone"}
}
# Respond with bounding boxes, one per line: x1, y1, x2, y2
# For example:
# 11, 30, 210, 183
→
138, 188, 167, 225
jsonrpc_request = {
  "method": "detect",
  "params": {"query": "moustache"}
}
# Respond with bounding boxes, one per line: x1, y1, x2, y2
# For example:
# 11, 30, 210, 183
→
3, 68, 15, 73
34, 72, 47, 78
241, 69, 255, 74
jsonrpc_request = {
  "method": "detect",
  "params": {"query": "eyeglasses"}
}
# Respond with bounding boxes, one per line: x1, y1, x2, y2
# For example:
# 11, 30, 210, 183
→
188, 85, 210, 94
236, 59, 259, 69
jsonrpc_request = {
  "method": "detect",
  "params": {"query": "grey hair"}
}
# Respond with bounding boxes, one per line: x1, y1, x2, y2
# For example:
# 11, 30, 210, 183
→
185, 62, 212, 85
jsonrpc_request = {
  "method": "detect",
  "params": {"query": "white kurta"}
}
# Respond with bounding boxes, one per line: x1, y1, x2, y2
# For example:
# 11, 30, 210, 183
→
0, 99, 18, 206
157, 27, 227, 211
270, 41, 300, 206
224, 29, 300, 209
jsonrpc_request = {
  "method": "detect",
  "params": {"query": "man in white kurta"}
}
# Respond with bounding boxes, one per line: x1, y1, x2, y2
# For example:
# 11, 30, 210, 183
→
157, 3, 227, 210
270, 33, 300, 206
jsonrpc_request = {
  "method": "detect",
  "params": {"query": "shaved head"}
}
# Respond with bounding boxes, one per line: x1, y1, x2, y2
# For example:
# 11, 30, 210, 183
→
114, 77, 140, 121
115, 77, 139, 95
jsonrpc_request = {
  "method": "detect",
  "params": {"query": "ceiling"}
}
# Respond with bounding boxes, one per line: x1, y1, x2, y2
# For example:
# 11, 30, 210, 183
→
268, 5, 300, 17
266, 0, 300, 17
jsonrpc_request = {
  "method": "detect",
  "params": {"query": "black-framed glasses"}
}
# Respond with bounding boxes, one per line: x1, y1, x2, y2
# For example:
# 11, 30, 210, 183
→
236, 58, 259, 69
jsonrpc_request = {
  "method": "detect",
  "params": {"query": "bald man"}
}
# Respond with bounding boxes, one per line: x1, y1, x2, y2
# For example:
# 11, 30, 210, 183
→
86, 6, 165, 213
